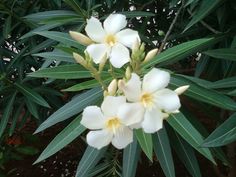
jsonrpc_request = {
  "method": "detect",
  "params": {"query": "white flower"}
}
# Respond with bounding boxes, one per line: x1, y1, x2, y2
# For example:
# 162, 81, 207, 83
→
85, 14, 140, 68
81, 96, 144, 149
119, 68, 181, 133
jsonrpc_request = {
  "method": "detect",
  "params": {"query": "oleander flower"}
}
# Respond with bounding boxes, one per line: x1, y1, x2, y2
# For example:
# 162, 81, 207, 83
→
81, 96, 144, 149
119, 68, 182, 133
85, 14, 140, 68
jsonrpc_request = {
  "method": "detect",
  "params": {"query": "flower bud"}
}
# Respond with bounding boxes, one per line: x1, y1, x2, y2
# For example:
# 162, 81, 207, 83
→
73, 52, 87, 67
125, 67, 131, 80
69, 31, 93, 45
132, 38, 140, 52
175, 85, 189, 95
108, 79, 117, 96
158, 30, 165, 36
103, 90, 109, 97
172, 110, 180, 114
144, 48, 158, 63
118, 79, 125, 92
98, 53, 107, 72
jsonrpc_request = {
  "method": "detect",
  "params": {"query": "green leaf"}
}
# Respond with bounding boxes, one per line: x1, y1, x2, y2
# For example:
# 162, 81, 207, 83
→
63, 77, 111, 92
34, 87, 102, 133
167, 113, 215, 164
153, 126, 175, 177
135, 129, 153, 161
34, 115, 86, 163
170, 75, 236, 110
143, 37, 215, 68
24, 10, 80, 22
27, 39, 56, 54
28, 64, 93, 79
207, 76, 236, 89
25, 98, 39, 119
120, 11, 155, 18
3, 16, 11, 38
35, 31, 85, 51
202, 113, 236, 147
122, 139, 140, 177
184, 0, 224, 31
76, 146, 107, 177
203, 48, 236, 61
0, 92, 17, 138
167, 127, 202, 177
64, 0, 87, 17
20, 23, 61, 39
15, 146, 39, 155
9, 103, 24, 136
14, 83, 50, 108
33, 50, 75, 63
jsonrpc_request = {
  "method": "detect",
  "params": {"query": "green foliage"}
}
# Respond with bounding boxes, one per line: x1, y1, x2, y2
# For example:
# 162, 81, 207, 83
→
1, 0, 236, 177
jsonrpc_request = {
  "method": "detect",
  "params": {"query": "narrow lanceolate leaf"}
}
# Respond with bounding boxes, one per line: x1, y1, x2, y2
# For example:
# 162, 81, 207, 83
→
184, 0, 224, 31
168, 128, 202, 177
63, 77, 111, 92
28, 64, 92, 79
120, 11, 155, 18
76, 146, 107, 177
24, 10, 80, 22
143, 37, 215, 68
122, 139, 140, 177
34, 115, 86, 164
207, 76, 236, 89
135, 129, 153, 161
203, 48, 236, 61
20, 23, 61, 39
35, 31, 85, 51
167, 113, 216, 164
153, 127, 175, 177
32, 50, 75, 63
170, 75, 236, 111
35, 87, 102, 133
14, 83, 50, 108
202, 113, 236, 147
25, 98, 39, 119
0, 92, 17, 138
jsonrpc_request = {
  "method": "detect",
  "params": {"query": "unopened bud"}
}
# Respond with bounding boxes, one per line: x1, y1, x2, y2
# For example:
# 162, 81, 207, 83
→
132, 38, 140, 52
73, 53, 87, 67
158, 30, 165, 36
118, 79, 125, 92
172, 110, 180, 114
144, 48, 158, 63
140, 43, 145, 52
175, 85, 189, 95
108, 79, 117, 96
98, 54, 108, 72
125, 67, 132, 80
69, 31, 93, 45
103, 90, 109, 97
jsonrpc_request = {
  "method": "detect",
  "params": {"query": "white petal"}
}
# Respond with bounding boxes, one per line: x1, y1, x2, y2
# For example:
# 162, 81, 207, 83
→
85, 17, 106, 42
118, 103, 144, 126
141, 109, 164, 133
104, 14, 127, 34
118, 73, 142, 102
143, 68, 170, 93
155, 89, 181, 112
110, 43, 130, 68
112, 126, 133, 149
81, 106, 105, 129
86, 44, 109, 64
87, 130, 113, 149
101, 96, 126, 117
116, 29, 140, 48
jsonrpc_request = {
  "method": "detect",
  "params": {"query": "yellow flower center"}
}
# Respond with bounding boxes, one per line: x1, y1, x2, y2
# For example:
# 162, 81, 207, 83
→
105, 34, 116, 46
141, 93, 154, 108
106, 117, 121, 133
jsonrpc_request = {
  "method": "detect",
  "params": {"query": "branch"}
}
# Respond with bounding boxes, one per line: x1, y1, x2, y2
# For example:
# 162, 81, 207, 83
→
157, 3, 184, 54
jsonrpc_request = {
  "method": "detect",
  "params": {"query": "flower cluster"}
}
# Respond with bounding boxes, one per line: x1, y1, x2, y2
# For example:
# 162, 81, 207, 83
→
70, 13, 189, 150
